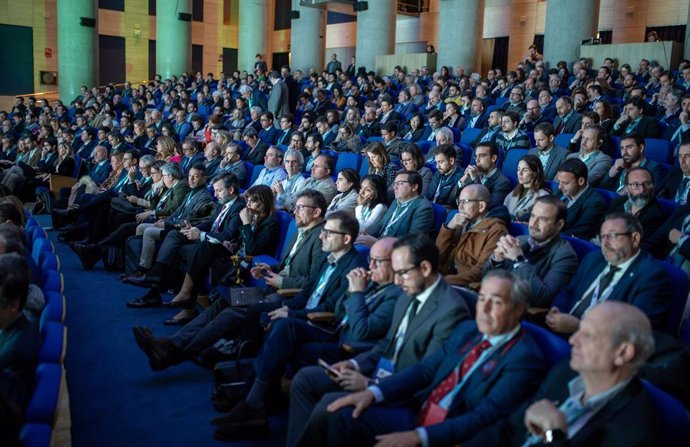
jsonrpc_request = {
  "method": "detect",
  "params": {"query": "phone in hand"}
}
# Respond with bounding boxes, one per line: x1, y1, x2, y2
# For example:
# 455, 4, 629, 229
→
318, 359, 342, 379
260, 268, 271, 277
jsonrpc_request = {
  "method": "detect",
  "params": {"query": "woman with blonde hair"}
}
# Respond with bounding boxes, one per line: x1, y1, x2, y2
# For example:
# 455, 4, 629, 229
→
155, 135, 177, 161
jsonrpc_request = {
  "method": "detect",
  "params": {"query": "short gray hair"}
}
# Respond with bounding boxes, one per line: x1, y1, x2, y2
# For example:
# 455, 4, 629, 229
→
284, 149, 304, 166
481, 270, 530, 310
436, 127, 454, 143
239, 85, 253, 95
161, 161, 183, 179
140, 154, 155, 167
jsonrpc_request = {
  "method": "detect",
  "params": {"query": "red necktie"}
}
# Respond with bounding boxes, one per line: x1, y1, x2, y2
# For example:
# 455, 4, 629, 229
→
555, 119, 564, 134
418, 339, 492, 424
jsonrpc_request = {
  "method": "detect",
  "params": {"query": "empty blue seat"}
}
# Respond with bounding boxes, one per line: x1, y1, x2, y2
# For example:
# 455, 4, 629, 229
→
451, 127, 462, 144
359, 157, 370, 179
460, 127, 482, 145
561, 235, 599, 262
38, 322, 66, 365
32, 238, 53, 265
417, 140, 435, 155
660, 261, 690, 336
26, 363, 62, 425
431, 203, 448, 236
554, 133, 575, 149
354, 243, 370, 260
501, 148, 529, 186
241, 161, 256, 189
644, 138, 673, 164
42, 270, 63, 294
335, 152, 362, 174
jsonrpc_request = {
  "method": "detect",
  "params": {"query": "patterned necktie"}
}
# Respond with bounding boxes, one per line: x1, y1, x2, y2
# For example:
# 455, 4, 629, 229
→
571, 265, 620, 317
418, 339, 492, 425
210, 203, 230, 233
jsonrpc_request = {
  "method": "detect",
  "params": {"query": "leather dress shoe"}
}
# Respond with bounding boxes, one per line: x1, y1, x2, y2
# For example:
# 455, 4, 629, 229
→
163, 312, 198, 326
162, 297, 195, 308
214, 418, 270, 441
212, 401, 267, 426
126, 290, 162, 308
124, 275, 161, 288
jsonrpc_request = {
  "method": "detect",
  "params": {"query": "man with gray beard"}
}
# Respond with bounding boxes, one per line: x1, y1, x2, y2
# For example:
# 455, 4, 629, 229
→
607, 167, 667, 241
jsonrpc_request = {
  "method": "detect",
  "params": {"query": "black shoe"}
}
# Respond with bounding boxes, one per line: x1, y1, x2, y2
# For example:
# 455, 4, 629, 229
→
124, 274, 161, 288
211, 401, 267, 426
163, 312, 198, 326
126, 290, 162, 308
213, 418, 270, 441
162, 297, 195, 308
74, 243, 102, 270
132, 326, 155, 356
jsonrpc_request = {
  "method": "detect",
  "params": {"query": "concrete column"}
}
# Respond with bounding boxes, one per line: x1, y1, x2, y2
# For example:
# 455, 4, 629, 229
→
685, 6, 690, 60
238, 0, 270, 74
355, 0, 396, 73
57, 0, 98, 102
543, 0, 599, 67
437, 0, 484, 73
156, 0, 192, 79
290, 0, 326, 74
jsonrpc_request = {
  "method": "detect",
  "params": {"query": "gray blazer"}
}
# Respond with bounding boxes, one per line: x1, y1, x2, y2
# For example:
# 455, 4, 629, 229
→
566, 150, 613, 187
371, 196, 434, 238
164, 186, 215, 229
528, 145, 569, 181
276, 220, 328, 290
268, 79, 290, 120
352, 277, 471, 374
484, 235, 579, 308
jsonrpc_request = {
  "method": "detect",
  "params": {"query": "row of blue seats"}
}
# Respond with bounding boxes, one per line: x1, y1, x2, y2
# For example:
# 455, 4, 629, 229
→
20, 218, 67, 447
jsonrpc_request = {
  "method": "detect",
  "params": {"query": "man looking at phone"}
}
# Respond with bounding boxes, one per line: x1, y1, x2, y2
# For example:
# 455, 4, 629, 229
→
457, 142, 512, 209
212, 237, 401, 440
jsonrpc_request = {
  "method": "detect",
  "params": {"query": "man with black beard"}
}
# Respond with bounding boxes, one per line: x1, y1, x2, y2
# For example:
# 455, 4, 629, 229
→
607, 167, 667, 241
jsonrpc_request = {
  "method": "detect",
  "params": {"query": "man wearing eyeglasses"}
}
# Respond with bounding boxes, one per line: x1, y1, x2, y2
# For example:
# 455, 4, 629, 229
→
219, 143, 247, 186
546, 212, 672, 336
458, 142, 512, 209
358, 170, 433, 246
436, 184, 507, 289
286, 153, 336, 210
216, 238, 400, 441
289, 233, 470, 446
599, 133, 664, 195
607, 167, 667, 240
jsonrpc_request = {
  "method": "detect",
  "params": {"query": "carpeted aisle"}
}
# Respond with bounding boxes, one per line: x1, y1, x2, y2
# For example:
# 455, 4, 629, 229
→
45, 222, 287, 447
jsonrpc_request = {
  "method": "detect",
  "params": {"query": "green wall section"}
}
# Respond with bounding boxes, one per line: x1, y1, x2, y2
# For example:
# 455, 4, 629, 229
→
0, 24, 33, 95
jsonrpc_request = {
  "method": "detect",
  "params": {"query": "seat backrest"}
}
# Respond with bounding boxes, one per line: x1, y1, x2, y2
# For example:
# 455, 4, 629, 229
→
278, 217, 298, 261
42, 270, 62, 294
20, 423, 53, 447
354, 243, 370, 261
32, 238, 53, 264
508, 222, 529, 236
594, 187, 618, 208
561, 235, 599, 262
644, 138, 672, 164
274, 210, 294, 259
25, 363, 62, 425
641, 380, 690, 445
660, 261, 690, 336
451, 127, 462, 144
554, 133, 574, 149
335, 152, 362, 174
417, 140, 435, 156
522, 321, 571, 367
359, 157, 370, 179
248, 163, 263, 186
242, 161, 255, 189
431, 203, 448, 235
501, 148, 529, 186
461, 127, 482, 145
38, 322, 66, 365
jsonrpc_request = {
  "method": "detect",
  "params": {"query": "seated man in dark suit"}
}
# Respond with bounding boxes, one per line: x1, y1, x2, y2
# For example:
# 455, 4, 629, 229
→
258, 111, 281, 145
611, 97, 660, 138
0, 253, 40, 410
212, 238, 401, 440
464, 301, 663, 447
242, 127, 269, 166
425, 144, 463, 209
287, 233, 471, 446
607, 167, 667, 241
357, 170, 434, 246
599, 133, 665, 193
86, 145, 112, 185
555, 158, 607, 240
528, 122, 569, 180
485, 195, 579, 308
642, 204, 690, 273
458, 141, 513, 209
318, 270, 547, 447
546, 212, 672, 335
657, 141, 690, 205
133, 208, 364, 370
459, 98, 488, 131
553, 96, 583, 135
180, 140, 206, 175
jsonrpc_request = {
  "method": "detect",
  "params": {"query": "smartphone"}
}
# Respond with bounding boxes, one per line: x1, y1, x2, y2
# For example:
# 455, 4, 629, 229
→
260, 268, 271, 276
318, 358, 341, 379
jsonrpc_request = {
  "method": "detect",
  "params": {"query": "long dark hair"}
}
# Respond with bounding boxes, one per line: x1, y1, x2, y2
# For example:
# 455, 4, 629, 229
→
244, 184, 275, 222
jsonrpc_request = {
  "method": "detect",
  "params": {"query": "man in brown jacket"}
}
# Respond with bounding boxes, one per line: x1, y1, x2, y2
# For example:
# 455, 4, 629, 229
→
436, 184, 507, 288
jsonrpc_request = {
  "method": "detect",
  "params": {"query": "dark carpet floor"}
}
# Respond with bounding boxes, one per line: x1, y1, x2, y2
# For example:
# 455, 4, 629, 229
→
40, 217, 287, 447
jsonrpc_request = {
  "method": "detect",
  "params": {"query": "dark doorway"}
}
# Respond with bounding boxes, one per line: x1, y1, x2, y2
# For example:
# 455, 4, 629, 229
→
491, 36, 509, 73
272, 52, 290, 72
99, 35, 126, 86
192, 44, 203, 74
645, 25, 686, 44
149, 40, 156, 81
223, 48, 238, 74
0, 24, 34, 95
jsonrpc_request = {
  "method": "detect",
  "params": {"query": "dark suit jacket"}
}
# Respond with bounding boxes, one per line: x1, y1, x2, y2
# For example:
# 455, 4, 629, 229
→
553, 250, 672, 330
642, 204, 690, 259
164, 185, 214, 229
560, 187, 607, 240
153, 180, 190, 218
459, 169, 513, 210
285, 247, 368, 319
657, 167, 687, 202
0, 313, 39, 409
426, 167, 464, 208
461, 112, 488, 131
239, 213, 280, 257
485, 235, 578, 308
340, 282, 400, 349
181, 151, 206, 174
88, 161, 112, 185
274, 220, 329, 290
528, 146, 569, 180
245, 140, 269, 166
275, 129, 295, 146
464, 361, 663, 447
199, 197, 245, 244
259, 126, 281, 145
611, 116, 660, 139
372, 196, 434, 238
205, 157, 222, 178
598, 158, 665, 193
353, 277, 471, 374
76, 140, 97, 160
378, 322, 547, 446
553, 111, 583, 135
608, 196, 668, 242
359, 121, 381, 139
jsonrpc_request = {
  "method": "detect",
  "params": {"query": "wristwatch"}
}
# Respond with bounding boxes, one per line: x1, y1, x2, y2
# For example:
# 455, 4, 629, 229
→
515, 254, 527, 263
544, 428, 566, 443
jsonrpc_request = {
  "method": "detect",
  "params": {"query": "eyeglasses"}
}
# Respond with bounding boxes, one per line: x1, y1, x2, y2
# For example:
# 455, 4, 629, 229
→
321, 228, 347, 237
457, 198, 481, 205
599, 232, 631, 241
393, 180, 411, 186
393, 264, 418, 279
292, 204, 316, 212
369, 257, 391, 267
627, 181, 652, 189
